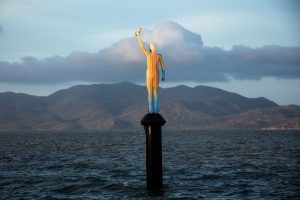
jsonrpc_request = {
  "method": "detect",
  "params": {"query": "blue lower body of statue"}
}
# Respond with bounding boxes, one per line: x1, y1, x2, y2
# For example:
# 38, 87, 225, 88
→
154, 95, 158, 113
148, 95, 159, 113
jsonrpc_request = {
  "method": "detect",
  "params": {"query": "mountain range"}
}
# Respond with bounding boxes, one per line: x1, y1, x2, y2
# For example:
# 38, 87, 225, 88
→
0, 82, 299, 131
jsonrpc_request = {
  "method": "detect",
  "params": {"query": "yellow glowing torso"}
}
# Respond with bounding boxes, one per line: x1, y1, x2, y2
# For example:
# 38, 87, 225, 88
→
137, 36, 164, 88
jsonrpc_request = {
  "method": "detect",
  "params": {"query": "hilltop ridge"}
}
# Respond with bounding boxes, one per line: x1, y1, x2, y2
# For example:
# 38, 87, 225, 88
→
0, 82, 299, 131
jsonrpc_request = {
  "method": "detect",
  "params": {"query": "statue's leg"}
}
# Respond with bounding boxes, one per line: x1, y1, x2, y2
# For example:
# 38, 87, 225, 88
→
153, 73, 159, 113
153, 88, 158, 113
148, 93, 153, 113
147, 82, 154, 113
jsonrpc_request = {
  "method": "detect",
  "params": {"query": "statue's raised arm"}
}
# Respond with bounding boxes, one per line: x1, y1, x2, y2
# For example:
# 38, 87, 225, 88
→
135, 27, 149, 56
135, 27, 165, 113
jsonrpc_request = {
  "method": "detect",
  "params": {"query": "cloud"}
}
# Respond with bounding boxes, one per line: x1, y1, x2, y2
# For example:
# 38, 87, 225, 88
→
0, 24, 3, 33
0, 21, 299, 84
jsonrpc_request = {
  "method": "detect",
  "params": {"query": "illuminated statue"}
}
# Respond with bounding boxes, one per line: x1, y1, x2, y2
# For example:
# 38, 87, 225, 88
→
135, 27, 165, 113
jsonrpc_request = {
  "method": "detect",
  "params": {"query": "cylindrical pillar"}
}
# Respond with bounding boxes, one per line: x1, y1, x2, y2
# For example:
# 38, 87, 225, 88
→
141, 113, 166, 190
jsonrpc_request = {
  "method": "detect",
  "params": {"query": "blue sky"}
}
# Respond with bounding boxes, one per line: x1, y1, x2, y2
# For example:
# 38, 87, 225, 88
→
0, 0, 299, 105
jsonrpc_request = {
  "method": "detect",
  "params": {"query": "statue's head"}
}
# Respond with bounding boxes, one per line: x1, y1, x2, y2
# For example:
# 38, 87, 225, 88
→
149, 43, 156, 53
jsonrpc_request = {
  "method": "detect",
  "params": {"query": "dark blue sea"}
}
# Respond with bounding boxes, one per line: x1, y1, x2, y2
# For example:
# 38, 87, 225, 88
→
0, 130, 299, 199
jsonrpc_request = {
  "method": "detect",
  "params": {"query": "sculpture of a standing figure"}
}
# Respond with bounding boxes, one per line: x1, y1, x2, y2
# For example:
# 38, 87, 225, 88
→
135, 27, 165, 113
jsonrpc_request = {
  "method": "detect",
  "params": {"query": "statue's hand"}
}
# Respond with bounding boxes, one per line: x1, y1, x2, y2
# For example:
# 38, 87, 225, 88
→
135, 27, 141, 36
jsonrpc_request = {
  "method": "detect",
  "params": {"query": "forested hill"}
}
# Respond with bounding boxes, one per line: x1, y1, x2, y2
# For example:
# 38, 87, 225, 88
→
0, 82, 299, 131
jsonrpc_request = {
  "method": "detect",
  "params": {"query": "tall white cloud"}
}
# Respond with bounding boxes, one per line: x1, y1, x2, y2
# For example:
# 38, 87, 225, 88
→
0, 21, 299, 84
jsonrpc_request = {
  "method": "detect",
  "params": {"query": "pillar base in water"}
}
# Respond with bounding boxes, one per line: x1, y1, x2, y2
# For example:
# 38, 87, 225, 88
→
141, 113, 166, 190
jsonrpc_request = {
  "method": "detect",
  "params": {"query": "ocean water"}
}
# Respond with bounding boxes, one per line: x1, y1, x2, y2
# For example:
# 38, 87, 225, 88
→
0, 130, 299, 199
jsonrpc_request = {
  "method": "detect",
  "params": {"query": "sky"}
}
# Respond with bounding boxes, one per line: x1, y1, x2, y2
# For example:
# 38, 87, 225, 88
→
0, 0, 300, 105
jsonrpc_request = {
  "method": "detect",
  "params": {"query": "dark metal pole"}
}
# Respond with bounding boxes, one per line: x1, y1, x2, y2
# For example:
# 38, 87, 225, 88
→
141, 113, 166, 190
